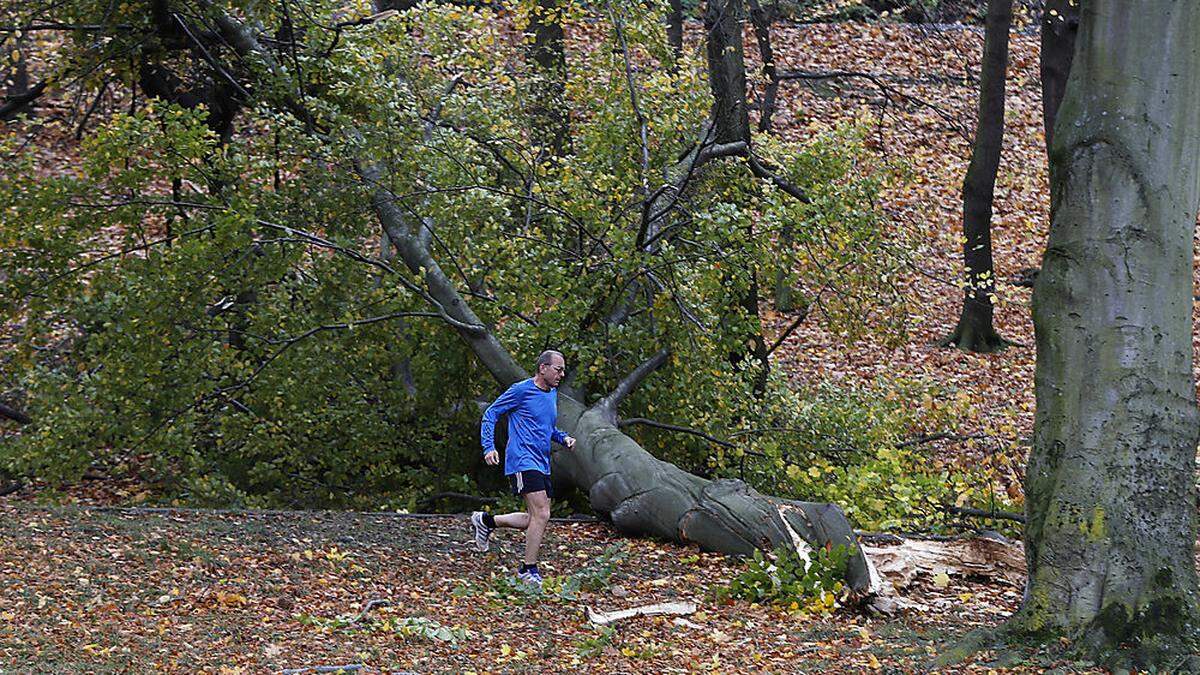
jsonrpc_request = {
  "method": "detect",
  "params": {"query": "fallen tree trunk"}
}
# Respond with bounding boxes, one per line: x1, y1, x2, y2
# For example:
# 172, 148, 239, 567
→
205, 1, 872, 592
554, 389, 869, 589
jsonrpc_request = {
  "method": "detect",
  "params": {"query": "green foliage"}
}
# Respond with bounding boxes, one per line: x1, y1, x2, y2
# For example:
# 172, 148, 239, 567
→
296, 611, 472, 642
719, 544, 850, 615
753, 379, 979, 526
1, 0, 916, 512
482, 543, 628, 602
574, 625, 617, 660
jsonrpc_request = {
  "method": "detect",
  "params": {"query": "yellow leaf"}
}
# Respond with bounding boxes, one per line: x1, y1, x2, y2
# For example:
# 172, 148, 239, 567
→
501, 644, 512, 657
932, 572, 951, 589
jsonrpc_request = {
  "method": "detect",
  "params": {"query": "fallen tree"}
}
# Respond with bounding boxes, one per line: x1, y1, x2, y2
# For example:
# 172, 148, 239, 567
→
200, 0, 875, 590
2, 1, 918, 594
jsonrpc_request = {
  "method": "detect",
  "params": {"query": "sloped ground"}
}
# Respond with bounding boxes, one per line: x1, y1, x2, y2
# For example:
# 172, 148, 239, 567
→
0, 504, 1074, 674
756, 20, 1048, 489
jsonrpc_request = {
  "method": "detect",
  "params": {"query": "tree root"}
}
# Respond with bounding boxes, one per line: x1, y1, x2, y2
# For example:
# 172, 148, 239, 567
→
934, 605, 1200, 672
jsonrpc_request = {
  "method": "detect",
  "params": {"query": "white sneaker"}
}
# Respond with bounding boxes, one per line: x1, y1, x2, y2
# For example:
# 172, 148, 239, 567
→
470, 511, 493, 552
517, 568, 543, 586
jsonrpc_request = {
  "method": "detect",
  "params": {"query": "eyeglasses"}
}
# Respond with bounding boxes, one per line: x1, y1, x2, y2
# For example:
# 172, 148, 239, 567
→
544, 365, 566, 375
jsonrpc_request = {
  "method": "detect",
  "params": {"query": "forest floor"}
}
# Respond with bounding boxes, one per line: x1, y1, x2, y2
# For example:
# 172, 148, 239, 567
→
0, 502, 1105, 674
5, 9, 1193, 674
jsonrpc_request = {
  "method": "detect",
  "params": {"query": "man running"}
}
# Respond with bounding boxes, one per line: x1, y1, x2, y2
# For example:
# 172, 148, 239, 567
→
471, 350, 575, 585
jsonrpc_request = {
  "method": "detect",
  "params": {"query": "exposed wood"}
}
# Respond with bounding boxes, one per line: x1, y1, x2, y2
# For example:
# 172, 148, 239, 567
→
864, 535, 1025, 591
587, 600, 697, 625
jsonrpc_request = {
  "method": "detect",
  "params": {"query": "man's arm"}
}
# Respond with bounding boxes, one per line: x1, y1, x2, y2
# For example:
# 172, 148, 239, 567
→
480, 383, 522, 457
552, 428, 575, 449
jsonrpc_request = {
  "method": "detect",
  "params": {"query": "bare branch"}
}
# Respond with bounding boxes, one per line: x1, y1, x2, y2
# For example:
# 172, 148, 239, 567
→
0, 23, 131, 32
945, 505, 1026, 524
0, 80, 47, 121
764, 303, 809, 356
618, 417, 735, 448
746, 152, 809, 202
777, 68, 971, 141
0, 402, 31, 425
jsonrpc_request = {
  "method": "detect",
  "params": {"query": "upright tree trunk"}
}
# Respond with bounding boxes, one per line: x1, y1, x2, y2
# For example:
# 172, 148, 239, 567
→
0, 35, 44, 121
5, 36, 29, 99
746, 0, 779, 134
666, 0, 683, 67
703, 0, 766, 387
526, 0, 569, 159
704, 0, 749, 143
944, 0, 1010, 353
1039, 0, 1078, 155
1017, 1, 1200, 666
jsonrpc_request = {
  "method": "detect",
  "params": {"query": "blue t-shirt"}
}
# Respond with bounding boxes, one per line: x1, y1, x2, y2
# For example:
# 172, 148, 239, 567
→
480, 378, 568, 476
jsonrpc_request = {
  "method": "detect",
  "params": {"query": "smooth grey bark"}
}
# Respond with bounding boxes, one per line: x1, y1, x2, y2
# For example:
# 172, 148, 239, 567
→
1039, 0, 1078, 154
704, 0, 749, 143
1017, 0, 1200, 666
943, 0, 1010, 353
553, 354, 869, 588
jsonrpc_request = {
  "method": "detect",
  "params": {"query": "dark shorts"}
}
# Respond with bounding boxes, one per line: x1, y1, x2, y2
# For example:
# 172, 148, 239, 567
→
509, 470, 553, 498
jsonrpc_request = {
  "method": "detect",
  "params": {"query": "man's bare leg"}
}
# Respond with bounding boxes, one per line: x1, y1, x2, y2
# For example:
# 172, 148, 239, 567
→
493, 511, 530, 529
521, 491, 551, 565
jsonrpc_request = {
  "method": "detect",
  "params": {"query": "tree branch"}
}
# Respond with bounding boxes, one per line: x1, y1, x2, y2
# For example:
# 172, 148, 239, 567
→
746, 152, 809, 202
764, 303, 810, 356
607, 0, 650, 198
416, 491, 499, 512
618, 417, 736, 449
595, 349, 669, 420
0, 80, 47, 121
0, 402, 32, 425
945, 505, 1025, 524
777, 68, 971, 141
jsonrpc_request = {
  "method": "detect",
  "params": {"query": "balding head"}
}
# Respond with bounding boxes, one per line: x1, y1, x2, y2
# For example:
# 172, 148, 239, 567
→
533, 350, 567, 389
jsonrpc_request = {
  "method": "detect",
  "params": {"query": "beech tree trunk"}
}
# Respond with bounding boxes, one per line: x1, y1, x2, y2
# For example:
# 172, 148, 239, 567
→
1017, 0, 1200, 666
1039, 0, 1078, 154
704, 0, 749, 143
944, 0, 1010, 353
746, 0, 779, 134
